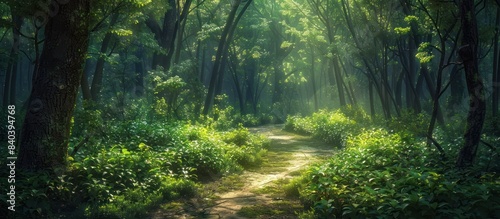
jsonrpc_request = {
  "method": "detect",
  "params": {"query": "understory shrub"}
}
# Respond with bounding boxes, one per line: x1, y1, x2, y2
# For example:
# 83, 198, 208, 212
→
285, 109, 360, 147
285, 111, 500, 218
222, 126, 269, 168
1, 117, 268, 218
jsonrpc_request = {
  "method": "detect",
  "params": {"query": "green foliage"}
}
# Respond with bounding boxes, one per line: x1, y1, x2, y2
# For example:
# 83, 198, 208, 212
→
483, 114, 500, 136
5, 102, 269, 218
287, 113, 500, 218
416, 42, 434, 63
285, 110, 360, 147
171, 139, 231, 179
233, 113, 276, 127
222, 126, 270, 168
387, 110, 430, 137
285, 115, 315, 135
88, 179, 196, 219
223, 125, 252, 146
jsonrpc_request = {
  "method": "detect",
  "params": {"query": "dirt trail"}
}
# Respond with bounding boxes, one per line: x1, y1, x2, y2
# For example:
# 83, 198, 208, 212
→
151, 125, 334, 218
206, 125, 334, 219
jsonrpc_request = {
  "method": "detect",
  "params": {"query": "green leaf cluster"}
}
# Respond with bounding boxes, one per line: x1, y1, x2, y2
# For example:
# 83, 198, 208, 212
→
282, 111, 500, 218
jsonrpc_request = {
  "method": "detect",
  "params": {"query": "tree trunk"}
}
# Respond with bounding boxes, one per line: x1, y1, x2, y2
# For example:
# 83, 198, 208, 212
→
80, 60, 92, 101
147, 0, 178, 70
203, 0, 240, 115
493, 6, 500, 117
456, 0, 486, 168
447, 65, 464, 115
311, 49, 319, 111
395, 69, 404, 108
134, 46, 145, 97
369, 80, 375, 119
173, 0, 193, 65
229, 54, 245, 114
90, 13, 118, 101
2, 13, 23, 107
333, 56, 346, 106
17, 0, 90, 171
204, 0, 253, 115
427, 38, 447, 148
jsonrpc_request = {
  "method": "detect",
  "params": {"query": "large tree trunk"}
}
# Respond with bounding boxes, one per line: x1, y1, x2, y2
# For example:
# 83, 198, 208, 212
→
456, 0, 486, 168
17, 0, 90, 171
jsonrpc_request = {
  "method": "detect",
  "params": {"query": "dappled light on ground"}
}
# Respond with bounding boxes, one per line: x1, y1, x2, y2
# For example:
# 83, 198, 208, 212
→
150, 125, 334, 218
207, 125, 334, 218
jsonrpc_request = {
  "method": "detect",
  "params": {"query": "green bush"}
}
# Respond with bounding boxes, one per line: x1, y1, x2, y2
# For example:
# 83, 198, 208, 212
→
339, 104, 371, 124
311, 110, 358, 147
387, 110, 430, 137
295, 124, 500, 218
222, 126, 269, 168
284, 115, 314, 135
4, 105, 269, 218
171, 140, 231, 179
233, 113, 276, 127
88, 178, 197, 219
285, 110, 360, 147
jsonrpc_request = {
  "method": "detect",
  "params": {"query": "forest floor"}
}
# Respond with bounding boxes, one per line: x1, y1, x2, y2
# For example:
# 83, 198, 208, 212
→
151, 124, 335, 219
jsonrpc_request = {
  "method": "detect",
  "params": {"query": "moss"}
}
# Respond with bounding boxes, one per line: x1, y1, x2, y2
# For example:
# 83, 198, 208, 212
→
237, 201, 303, 218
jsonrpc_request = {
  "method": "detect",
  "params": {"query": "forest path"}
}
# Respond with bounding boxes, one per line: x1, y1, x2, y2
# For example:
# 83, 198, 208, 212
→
151, 124, 334, 218
205, 124, 334, 218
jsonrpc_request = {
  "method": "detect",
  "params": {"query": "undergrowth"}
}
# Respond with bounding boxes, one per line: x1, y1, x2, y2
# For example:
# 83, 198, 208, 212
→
285, 108, 500, 218
0, 111, 269, 218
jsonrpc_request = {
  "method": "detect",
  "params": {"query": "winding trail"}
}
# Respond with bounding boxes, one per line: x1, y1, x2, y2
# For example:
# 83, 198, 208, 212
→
151, 125, 334, 218
206, 125, 334, 218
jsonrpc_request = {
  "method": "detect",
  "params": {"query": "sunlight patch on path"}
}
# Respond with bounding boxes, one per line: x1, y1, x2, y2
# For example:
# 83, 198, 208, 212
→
207, 125, 334, 218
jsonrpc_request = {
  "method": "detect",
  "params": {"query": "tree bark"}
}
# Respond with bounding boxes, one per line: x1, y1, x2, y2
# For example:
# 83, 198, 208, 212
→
203, 0, 252, 115
90, 13, 118, 101
493, 6, 500, 117
134, 45, 145, 97
447, 65, 464, 115
173, 0, 193, 65
333, 56, 346, 106
80, 60, 92, 101
2, 13, 23, 107
311, 49, 319, 111
17, 0, 90, 171
147, 0, 178, 70
456, 0, 486, 168
369, 80, 375, 119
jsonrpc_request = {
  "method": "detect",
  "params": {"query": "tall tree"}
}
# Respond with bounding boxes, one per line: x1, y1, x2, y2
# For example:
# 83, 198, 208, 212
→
17, 0, 90, 171
2, 10, 22, 107
493, 4, 500, 117
456, 0, 486, 168
202, 0, 252, 115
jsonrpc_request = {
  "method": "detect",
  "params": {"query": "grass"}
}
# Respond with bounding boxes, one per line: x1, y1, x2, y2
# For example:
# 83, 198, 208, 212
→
248, 151, 292, 173
237, 201, 303, 218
